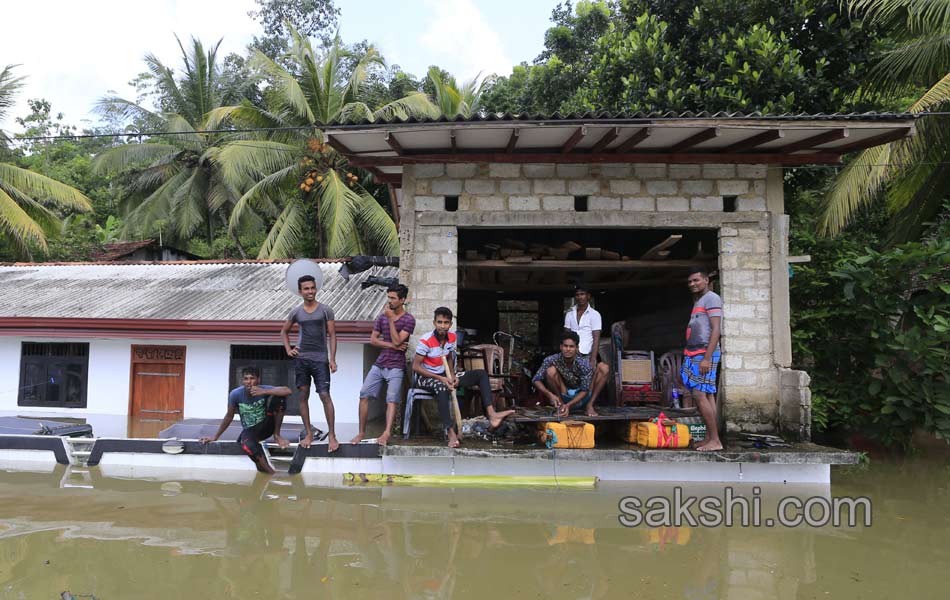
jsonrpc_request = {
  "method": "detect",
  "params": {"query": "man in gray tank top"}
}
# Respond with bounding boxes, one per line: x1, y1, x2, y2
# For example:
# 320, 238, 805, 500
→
281, 274, 339, 452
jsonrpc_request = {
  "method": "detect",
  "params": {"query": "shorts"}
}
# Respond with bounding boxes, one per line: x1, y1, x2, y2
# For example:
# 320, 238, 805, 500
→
238, 418, 276, 459
681, 348, 721, 394
295, 357, 331, 393
359, 365, 405, 404
561, 388, 590, 410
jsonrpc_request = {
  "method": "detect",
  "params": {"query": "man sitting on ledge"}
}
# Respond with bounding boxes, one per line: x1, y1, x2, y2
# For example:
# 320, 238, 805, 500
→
532, 331, 594, 417
412, 306, 515, 448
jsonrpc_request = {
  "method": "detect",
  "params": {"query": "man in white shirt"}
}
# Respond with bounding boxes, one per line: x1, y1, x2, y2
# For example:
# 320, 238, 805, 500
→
563, 285, 610, 415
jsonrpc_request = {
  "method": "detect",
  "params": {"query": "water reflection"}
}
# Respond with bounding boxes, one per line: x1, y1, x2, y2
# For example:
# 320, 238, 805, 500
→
0, 460, 947, 599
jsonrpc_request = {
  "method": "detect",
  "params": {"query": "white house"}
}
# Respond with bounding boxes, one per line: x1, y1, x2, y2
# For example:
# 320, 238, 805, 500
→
0, 260, 396, 436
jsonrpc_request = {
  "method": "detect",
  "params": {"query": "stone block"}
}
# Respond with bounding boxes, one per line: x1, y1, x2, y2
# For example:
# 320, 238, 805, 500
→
509, 196, 540, 211
737, 164, 767, 179
542, 195, 574, 211
414, 164, 445, 178
681, 179, 714, 195
725, 371, 757, 386
568, 179, 600, 195
753, 180, 767, 196
726, 338, 758, 353
623, 196, 656, 211
473, 196, 505, 211
415, 196, 444, 211
719, 226, 739, 237
499, 179, 531, 194
739, 320, 771, 336
534, 179, 566, 194
781, 369, 811, 388
743, 355, 773, 370
634, 163, 667, 179
668, 164, 702, 179
464, 179, 496, 194
489, 163, 521, 178
589, 196, 621, 210
656, 196, 689, 211
737, 254, 770, 270
721, 269, 755, 287
431, 179, 463, 195
557, 164, 590, 178
413, 253, 440, 267
737, 197, 767, 211
440, 253, 458, 267
446, 162, 478, 178
717, 180, 750, 196
741, 287, 770, 302
523, 163, 556, 177
423, 232, 455, 252
703, 164, 735, 179
609, 179, 642, 194
426, 269, 457, 284
724, 303, 756, 318
691, 196, 723, 212
414, 180, 430, 194
646, 180, 679, 195
724, 354, 743, 369
599, 164, 633, 178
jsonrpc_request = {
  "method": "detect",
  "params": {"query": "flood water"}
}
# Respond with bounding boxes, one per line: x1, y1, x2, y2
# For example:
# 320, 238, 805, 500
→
0, 458, 947, 599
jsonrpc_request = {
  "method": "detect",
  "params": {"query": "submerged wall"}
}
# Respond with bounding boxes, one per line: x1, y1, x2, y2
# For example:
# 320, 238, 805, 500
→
398, 162, 810, 436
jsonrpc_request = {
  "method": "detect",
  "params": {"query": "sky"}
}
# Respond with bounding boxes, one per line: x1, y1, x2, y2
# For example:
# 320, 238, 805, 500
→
0, 0, 560, 132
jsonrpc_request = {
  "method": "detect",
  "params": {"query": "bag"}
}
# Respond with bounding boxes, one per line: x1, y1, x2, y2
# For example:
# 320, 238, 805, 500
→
636, 412, 690, 448
540, 420, 595, 449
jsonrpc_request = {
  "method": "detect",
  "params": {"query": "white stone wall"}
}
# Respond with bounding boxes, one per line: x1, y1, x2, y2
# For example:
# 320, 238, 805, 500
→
400, 162, 794, 434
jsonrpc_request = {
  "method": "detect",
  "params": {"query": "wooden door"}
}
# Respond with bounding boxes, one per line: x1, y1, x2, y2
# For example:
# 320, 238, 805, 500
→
129, 345, 186, 420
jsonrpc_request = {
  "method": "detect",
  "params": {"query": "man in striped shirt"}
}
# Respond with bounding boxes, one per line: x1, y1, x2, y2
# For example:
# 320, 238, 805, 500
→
412, 306, 514, 448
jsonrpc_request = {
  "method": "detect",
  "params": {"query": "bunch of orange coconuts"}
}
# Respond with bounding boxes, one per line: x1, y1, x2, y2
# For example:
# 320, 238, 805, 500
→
298, 137, 359, 193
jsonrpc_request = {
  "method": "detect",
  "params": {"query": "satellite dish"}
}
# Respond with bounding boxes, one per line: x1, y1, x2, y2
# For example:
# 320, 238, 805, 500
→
285, 259, 325, 295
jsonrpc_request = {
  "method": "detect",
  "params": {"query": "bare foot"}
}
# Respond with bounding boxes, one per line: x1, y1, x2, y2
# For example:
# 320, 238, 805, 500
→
488, 409, 515, 429
376, 432, 391, 446
273, 435, 290, 449
299, 433, 313, 449
447, 428, 461, 448
327, 434, 340, 453
349, 433, 364, 444
585, 406, 599, 417
252, 454, 275, 474
696, 440, 723, 452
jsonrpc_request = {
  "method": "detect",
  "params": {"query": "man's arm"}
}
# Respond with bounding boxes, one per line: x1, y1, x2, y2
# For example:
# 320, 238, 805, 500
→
327, 319, 337, 373
368, 329, 390, 349
700, 316, 721, 375
388, 316, 409, 351
200, 405, 237, 444
253, 385, 292, 397
590, 331, 602, 368
280, 319, 298, 357
412, 353, 451, 387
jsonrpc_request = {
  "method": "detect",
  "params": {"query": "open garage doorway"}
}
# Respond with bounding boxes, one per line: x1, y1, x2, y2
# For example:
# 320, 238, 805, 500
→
456, 228, 720, 406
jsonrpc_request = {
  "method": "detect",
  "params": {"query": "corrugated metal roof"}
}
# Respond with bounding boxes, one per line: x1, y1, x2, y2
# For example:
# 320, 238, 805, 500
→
0, 261, 397, 322
327, 110, 918, 128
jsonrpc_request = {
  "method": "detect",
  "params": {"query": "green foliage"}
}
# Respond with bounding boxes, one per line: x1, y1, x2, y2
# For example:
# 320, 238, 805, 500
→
791, 195, 950, 445
482, 0, 877, 115
248, 0, 340, 58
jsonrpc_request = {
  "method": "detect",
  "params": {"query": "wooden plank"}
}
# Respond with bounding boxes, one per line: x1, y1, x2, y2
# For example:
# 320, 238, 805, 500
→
775, 129, 848, 153
584, 247, 602, 260
460, 259, 712, 271
460, 277, 686, 292
504, 255, 533, 264
384, 132, 403, 155
385, 183, 400, 229
825, 127, 912, 154
589, 127, 620, 153
670, 128, 721, 152
613, 128, 651, 153
450, 130, 458, 153
561, 241, 582, 252
346, 151, 844, 166
723, 129, 785, 153
640, 235, 683, 260
561, 127, 587, 153
602, 250, 621, 260
506, 129, 520, 153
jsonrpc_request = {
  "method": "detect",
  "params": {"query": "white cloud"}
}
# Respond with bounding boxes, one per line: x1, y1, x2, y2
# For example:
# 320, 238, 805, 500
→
0, 0, 258, 131
418, 0, 512, 83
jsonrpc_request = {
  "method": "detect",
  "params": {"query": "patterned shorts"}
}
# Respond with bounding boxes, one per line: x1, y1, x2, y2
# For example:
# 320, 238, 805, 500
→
681, 348, 721, 394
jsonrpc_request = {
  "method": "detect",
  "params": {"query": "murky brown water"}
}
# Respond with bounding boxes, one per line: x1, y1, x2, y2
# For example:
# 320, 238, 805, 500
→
0, 458, 947, 599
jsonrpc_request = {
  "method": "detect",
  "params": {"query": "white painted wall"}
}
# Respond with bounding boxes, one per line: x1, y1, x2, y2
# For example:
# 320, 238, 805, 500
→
0, 337, 369, 426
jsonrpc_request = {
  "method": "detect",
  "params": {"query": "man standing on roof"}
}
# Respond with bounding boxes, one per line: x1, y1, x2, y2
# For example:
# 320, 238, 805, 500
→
564, 285, 609, 416
682, 267, 723, 452
351, 283, 415, 446
412, 307, 514, 448
200, 367, 292, 474
281, 274, 339, 452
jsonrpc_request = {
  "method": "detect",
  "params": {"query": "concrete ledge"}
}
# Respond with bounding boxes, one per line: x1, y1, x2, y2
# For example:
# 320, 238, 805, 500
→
416, 211, 769, 228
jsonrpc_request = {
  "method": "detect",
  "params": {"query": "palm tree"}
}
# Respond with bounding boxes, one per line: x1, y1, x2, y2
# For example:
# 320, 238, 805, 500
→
93, 37, 254, 256
821, 0, 950, 241
0, 65, 92, 258
212, 26, 437, 258
425, 66, 487, 119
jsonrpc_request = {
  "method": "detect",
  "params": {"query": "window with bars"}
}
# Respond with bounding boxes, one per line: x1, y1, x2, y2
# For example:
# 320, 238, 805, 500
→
18, 342, 89, 408
229, 345, 300, 416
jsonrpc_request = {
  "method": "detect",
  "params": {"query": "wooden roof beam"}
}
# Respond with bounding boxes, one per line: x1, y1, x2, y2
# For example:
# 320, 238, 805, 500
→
825, 127, 913, 154
324, 133, 354, 155
775, 129, 848, 153
589, 127, 620, 153
723, 129, 785, 153
347, 151, 843, 166
449, 130, 458, 153
613, 128, 651, 153
506, 129, 520, 153
670, 127, 721, 152
460, 259, 713, 271
560, 126, 587, 153
384, 131, 404, 155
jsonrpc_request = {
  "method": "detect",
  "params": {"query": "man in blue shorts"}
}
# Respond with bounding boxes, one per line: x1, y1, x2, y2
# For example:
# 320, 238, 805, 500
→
281, 274, 339, 452
682, 266, 723, 452
532, 331, 594, 417
200, 367, 293, 474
